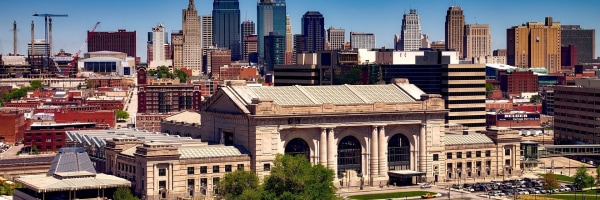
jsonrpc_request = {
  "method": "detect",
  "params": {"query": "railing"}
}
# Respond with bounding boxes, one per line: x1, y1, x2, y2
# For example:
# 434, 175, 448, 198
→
539, 145, 600, 157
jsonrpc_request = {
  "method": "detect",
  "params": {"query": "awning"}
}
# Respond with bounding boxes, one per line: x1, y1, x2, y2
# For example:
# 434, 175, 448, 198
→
388, 170, 426, 178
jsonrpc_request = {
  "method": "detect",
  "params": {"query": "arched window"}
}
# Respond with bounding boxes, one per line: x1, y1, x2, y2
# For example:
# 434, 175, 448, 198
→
338, 136, 362, 177
388, 134, 410, 170
284, 138, 310, 160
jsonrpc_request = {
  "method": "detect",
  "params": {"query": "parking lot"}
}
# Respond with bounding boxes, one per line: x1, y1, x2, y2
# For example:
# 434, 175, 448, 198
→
447, 177, 576, 198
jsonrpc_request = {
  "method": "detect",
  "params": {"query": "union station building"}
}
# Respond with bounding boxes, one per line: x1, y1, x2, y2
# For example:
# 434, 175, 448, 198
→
198, 79, 523, 187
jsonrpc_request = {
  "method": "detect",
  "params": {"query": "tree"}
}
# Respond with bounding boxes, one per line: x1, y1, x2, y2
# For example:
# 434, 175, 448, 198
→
574, 165, 595, 189
176, 70, 188, 83
262, 154, 339, 200
116, 110, 130, 121
530, 95, 541, 103
113, 187, 140, 200
542, 171, 560, 190
30, 80, 43, 90
217, 170, 260, 200
596, 165, 600, 189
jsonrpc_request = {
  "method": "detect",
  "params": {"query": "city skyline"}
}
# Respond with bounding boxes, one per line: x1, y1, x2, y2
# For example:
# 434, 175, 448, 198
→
0, 0, 599, 62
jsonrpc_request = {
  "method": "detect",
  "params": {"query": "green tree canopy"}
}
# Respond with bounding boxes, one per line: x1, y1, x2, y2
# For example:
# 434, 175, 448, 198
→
30, 80, 43, 90
574, 165, 595, 189
530, 95, 541, 103
542, 171, 560, 190
113, 187, 139, 200
263, 154, 338, 200
596, 165, 600, 188
116, 110, 130, 120
217, 169, 260, 200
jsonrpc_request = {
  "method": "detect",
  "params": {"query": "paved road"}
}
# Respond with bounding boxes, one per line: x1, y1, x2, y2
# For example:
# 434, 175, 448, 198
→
118, 77, 138, 129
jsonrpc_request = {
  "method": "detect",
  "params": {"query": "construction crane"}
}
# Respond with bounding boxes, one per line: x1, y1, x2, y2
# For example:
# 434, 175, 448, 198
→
61, 22, 101, 77
33, 13, 68, 74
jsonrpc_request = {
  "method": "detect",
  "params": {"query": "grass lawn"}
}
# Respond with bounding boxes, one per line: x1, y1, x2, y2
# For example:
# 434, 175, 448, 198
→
538, 173, 575, 182
537, 194, 600, 200
347, 191, 431, 200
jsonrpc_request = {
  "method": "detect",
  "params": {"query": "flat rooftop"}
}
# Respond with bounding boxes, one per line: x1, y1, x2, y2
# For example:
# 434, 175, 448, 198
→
66, 129, 203, 148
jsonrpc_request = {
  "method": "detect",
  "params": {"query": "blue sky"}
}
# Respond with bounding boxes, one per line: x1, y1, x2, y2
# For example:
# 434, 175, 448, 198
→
0, 0, 598, 62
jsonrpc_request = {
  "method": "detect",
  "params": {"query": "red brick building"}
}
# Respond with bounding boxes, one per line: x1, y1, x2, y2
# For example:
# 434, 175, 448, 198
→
4, 100, 40, 108
24, 122, 99, 152
85, 97, 124, 110
87, 30, 137, 63
0, 109, 27, 144
219, 66, 260, 80
515, 104, 542, 113
88, 76, 124, 88
209, 49, 232, 80
499, 71, 539, 98
135, 113, 172, 132
137, 67, 202, 113
54, 110, 116, 128
486, 111, 541, 128
486, 100, 513, 111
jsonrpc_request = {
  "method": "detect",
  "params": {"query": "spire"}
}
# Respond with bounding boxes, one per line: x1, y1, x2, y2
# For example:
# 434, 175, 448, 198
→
188, 0, 195, 10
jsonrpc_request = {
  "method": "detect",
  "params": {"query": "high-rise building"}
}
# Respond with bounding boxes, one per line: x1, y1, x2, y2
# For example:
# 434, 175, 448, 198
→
445, 6, 465, 59
421, 34, 430, 49
171, 31, 184, 69
394, 34, 402, 50
301, 11, 325, 52
28, 39, 48, 56
183, 0, 203, 73
350, 32, 375, 50
561, 25, 596, 64
507, 17, 561, 74
327, 27, 345, 50
241, 20, 255, 61
257, 0, 286, 63
430, 41, 445, 51
553, 78, 600, 144
212, 0, 241, 61
208, 49, 232, 79
463, 24, 491, 60
493, 49, 507, 57
201, 15, 213, 52
285, 15, 293, 64
264, 32, 285, 72
151, 24, 168, 62
293, 34, 305, 64
87, 30, 137, 62
400, 9, 422, 51
243, 35, 258, 63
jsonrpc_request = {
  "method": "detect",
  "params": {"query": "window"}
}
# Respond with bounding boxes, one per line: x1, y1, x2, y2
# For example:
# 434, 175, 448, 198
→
200, 178, 208, 186
187, 179, 194, 187
225, 165, 232, 172
456, 152, 462, 159
486, 160, 491, 167
213, 165, 220, 173
433, 154, 439, 161
46, 139, 51, 143
264, 163, 271, 171
187, 167, 194, 175
505, 149, 510, 156
158, 168, 166, 176
476, 151, 481, 158
466, 151, 472, 158
505, 159, 511, 166
213, 177, 220, 194
447, 152, 452, 159
200, 166, 207, 174
237, 164, 244, 170
485, 150, 491, 157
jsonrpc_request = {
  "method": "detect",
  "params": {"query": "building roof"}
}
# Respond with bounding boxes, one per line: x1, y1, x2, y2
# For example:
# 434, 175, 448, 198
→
48, 148, 96, 176
66, 129, 202, 148
227, 83, 422, 107
81, 57, 122, 62
178, 145, 249, 159
16, 173, 130, 193
164, 111, 201, 124
88, 51, 125, 55
445, 134, 494, 145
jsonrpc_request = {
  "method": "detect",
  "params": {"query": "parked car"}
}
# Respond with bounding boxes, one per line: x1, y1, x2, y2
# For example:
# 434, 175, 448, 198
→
421, 182, 433, 189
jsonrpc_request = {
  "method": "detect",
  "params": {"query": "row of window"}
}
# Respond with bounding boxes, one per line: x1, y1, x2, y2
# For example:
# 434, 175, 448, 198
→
176, 164, 246, 176
447, 150, 494, 159
118, 162, 136, 174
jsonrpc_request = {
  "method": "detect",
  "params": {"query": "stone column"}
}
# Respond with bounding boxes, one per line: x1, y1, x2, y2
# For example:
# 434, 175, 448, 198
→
320, 128, 327, 166
370, 126, 379, 179
378, 126, 387, 177
419, 123, 427, 179
327, 128, 336, 176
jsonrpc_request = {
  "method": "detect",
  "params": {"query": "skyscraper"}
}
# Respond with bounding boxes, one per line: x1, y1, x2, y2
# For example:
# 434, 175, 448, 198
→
201, 15, 213, 52
507, 17, 561, 74
350, 32, 375, 50
293, 34, 305, 64
257, 0, 286, 63
421, 34, 430, 49
561, 25, 596, 64
87, 30, 137, 62
327, 26, 345, 50
212, 0, 241, 61
445, 6, 465, 59
463, 24, 491, 60
285, 15, 293, 64
183, 0, 202, 73
171, 31, 183, 69
151, 24, 167, 63
264, 32, 285, 72
301, 11, 325, 52
400, 9, 422, 51
241, 20, 255, 62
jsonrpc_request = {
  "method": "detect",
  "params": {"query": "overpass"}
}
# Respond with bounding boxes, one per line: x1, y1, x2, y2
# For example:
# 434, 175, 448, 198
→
538, 145, 600, 157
